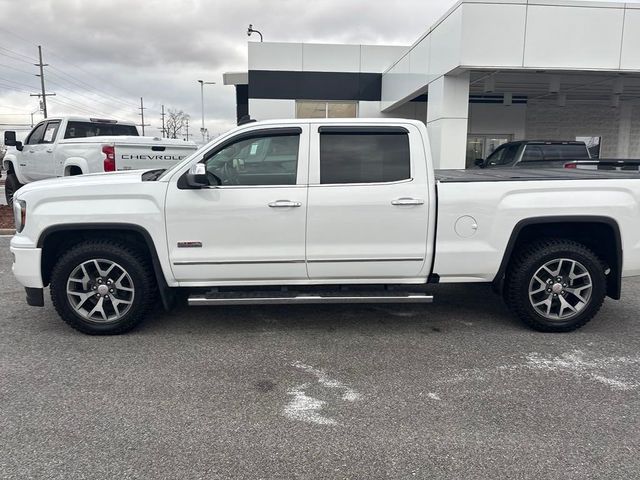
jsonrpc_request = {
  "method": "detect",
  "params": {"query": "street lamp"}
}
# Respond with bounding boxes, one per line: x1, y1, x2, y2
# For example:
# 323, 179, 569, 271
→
197, 79, 216, 142
247, 24, 263, 42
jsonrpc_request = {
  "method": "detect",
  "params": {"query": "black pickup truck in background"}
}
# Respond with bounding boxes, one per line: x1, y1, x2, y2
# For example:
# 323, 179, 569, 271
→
475, 140, 591, 168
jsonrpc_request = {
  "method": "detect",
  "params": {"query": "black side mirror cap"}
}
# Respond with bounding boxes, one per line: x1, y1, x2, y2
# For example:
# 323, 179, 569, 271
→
474, 158, 485, 168
4, 131, 16, 146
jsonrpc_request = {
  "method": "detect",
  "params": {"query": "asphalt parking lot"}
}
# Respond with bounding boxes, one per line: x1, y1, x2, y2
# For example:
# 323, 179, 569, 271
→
1, 236, 639, 479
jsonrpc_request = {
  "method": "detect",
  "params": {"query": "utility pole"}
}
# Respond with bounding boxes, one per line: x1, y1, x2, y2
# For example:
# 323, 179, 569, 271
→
138, 97, 150, 135
30, 45, 55, 118
197, 80, 215, 142
185, 117, 190, 141
160, 104, 166, 137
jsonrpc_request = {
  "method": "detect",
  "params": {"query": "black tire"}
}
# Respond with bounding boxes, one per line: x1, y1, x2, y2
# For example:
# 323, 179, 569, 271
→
50, 239, 156, 335
5, 172, 22, 208
504, 238, 606, 332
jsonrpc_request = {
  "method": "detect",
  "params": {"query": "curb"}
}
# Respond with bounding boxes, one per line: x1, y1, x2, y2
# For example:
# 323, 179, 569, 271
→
0, 228, 15, 235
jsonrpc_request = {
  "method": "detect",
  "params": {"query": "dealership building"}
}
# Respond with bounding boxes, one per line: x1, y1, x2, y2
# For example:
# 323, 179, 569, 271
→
224, 0, 640, 169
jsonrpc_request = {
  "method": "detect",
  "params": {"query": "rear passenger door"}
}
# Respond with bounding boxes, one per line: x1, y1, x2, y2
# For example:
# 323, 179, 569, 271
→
305, 124, 430, 280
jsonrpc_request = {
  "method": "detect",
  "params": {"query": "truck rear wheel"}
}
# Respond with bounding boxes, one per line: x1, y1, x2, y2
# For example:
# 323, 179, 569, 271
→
4, 173, 22, 208
504, 239, 606, 332
50, 240, 156, 335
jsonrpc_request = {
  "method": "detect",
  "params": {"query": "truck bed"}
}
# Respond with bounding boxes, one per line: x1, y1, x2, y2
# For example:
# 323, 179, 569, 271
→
435, 168, 640, 183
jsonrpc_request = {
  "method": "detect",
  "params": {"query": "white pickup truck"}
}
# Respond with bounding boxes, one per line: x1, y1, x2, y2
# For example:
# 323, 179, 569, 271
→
2, 116, 197, 206
9, 118, 640, 335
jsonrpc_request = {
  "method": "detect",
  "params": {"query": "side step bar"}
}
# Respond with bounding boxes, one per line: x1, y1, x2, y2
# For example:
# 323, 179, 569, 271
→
188, 291, 434, 306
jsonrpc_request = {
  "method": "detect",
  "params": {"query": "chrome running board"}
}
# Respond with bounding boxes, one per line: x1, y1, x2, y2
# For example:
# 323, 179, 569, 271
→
188, 291, 434, 306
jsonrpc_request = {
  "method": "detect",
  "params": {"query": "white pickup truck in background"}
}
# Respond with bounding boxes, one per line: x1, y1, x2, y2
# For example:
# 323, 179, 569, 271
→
9, 118, 640, 335
2, 116, 197, 206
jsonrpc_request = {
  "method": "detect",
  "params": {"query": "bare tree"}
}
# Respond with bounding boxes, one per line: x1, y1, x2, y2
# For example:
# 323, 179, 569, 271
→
165, 109, 189, 139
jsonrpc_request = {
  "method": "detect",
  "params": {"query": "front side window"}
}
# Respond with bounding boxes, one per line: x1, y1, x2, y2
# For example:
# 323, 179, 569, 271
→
204, 133, 300, 186
319, 130, 410, 184
26, 123, 46, 145
487, 144, 519, 166
42, 121, 60, 143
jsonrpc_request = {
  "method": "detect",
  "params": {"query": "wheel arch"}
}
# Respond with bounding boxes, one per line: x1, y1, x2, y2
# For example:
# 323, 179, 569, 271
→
62, 157, 88, 176
38, 223, 174, 309
493, 216, 622, 299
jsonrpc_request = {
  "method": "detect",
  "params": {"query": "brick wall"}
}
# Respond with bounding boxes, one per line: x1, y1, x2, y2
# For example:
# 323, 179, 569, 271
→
525, 100, 640, 158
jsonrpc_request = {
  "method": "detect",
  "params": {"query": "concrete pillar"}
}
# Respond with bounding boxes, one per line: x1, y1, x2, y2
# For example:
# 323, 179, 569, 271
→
427, 72, 470, 169
617, 102, 632, 158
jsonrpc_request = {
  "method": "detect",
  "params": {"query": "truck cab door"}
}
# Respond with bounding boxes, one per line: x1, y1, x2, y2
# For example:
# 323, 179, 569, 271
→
165, 125, 309, 283
305, 123, 431, 280
20, 122, 46, 182
33, 120, 60, 179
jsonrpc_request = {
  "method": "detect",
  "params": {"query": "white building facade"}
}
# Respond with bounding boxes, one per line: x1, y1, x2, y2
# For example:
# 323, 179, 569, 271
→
224, 0, 640, 168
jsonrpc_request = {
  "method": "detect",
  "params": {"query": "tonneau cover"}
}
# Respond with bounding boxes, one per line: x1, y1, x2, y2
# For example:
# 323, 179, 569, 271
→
435, 168, 640, 183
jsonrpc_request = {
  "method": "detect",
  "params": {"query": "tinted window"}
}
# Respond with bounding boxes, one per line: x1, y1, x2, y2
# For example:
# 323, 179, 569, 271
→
320, 132, 410, 184
64, 122, 139, 139
542, 144, 589, 160
521, 146, 543, 162
26, 123, 46, 145
204, 133, 299, 186
487, 144, 520, 166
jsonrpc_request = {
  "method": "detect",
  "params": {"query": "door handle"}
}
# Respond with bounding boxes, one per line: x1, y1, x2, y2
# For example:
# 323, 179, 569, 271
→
268, 200, 302, 208
391, 197, 425, 206
28, 149, 35, 153
46, 148, 53, 153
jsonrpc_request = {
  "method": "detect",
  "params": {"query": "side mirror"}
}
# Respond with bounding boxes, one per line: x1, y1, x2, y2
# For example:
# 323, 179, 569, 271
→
4, 131, 22, 151
474, 158, 485, 168
184, 163, 209, 188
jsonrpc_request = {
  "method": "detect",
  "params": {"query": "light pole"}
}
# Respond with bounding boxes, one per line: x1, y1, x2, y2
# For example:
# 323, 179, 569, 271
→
247, 24, 263, 42
197, 79, 215, 142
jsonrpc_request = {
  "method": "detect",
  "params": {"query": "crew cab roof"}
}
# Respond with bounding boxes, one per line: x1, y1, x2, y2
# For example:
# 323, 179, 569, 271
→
40, 116, 137, 127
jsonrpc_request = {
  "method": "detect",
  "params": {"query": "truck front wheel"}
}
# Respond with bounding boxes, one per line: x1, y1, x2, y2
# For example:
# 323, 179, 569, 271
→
504, 239, 606, 332
50, 240, 156, 334
4, 173, 23, 208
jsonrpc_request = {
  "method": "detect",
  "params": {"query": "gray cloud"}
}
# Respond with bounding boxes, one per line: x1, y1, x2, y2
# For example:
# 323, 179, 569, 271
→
1, 0, 633, 135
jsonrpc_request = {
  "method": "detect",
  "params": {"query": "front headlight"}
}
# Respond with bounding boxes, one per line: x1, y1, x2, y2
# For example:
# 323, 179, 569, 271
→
13, 199, 26, 233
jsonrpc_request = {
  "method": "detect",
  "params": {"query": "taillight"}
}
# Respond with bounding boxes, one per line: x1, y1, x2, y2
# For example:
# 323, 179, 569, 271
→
564, 162, 577, 169
102, 145, 115, 172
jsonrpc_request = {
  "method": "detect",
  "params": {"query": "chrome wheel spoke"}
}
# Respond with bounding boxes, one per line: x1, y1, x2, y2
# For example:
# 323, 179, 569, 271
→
528, 258, 592, 321
66, 258, 135, 324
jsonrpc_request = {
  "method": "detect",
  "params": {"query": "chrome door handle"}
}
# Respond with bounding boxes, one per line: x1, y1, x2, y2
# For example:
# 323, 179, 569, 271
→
391, 197, 424, 206
268, 200, 302, 208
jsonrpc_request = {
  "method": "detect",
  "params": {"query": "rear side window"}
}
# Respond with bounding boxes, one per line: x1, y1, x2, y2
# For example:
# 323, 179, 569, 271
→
521, 146, 543, 162
319, 129, 410, 184
64, 122, 139, 139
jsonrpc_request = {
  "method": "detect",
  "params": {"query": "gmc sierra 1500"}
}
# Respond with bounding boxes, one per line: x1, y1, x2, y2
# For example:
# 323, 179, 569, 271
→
9, 119, 640, 334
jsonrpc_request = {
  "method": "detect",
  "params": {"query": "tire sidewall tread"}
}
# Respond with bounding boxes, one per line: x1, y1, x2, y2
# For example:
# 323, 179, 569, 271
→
50, 239, 156, 335
505, 238, 606, 332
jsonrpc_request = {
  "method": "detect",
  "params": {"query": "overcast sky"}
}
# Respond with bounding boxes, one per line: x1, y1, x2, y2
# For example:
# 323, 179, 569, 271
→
0, 0, 637, 138
0, 0, 454, 137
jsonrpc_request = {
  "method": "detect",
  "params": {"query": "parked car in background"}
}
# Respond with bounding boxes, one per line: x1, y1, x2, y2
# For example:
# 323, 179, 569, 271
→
9, 118, 640, 335
475, 140, 591, 168
564, 159, 640, 172
2, 116, 198, 206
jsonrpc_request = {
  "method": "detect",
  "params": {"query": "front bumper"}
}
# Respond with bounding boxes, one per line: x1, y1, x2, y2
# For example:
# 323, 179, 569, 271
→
10, 243, 44, 289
